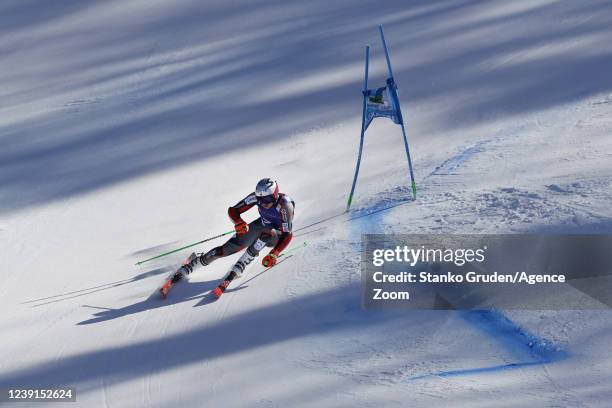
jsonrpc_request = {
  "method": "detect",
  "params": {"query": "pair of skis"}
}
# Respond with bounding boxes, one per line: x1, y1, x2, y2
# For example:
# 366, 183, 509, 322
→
158, 267, 236, 300
159, 242, 307, 299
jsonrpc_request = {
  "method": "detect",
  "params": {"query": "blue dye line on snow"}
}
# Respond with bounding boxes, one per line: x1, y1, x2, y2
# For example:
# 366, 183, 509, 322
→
408, 360, 547, 381
463, 310, 567, 362
407, 310, 569, 381
345, 191, 569, 381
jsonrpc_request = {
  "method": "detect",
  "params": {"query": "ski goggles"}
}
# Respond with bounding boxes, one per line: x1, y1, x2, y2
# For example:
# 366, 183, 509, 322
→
256, 195, 276, 205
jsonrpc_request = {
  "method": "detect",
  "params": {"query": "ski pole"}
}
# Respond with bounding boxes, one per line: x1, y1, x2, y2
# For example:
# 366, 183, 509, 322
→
278, 241, 308, 258
233, 241, 308, 290
135, 230, 234, 265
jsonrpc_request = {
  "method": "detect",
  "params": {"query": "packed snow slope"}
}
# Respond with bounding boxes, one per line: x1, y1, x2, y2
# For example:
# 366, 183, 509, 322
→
1, 1, 612, 407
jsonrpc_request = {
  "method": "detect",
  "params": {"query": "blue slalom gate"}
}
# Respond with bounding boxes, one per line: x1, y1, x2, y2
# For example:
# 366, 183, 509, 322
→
347, 25, 417, 212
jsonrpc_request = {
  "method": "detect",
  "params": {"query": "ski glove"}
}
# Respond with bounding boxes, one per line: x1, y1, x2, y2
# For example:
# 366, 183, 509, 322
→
234, 221, 248, 235
262, 252, 277, 267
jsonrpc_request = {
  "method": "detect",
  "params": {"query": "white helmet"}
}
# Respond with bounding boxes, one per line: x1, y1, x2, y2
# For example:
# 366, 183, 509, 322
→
255, 178, 280, 205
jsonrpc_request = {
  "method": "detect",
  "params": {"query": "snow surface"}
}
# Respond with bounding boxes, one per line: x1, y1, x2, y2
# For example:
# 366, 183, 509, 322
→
1, 0, 612, 406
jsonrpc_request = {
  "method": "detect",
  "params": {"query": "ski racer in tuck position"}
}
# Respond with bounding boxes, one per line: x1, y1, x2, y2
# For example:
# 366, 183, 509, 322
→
171, 178, 295, 298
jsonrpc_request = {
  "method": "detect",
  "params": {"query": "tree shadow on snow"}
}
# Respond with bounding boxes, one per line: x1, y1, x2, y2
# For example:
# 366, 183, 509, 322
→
2, 1, 612, 214
0, 283, 388, 392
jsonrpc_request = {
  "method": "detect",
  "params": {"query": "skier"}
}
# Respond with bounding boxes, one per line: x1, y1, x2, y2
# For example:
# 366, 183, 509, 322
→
171, 178, 294, 298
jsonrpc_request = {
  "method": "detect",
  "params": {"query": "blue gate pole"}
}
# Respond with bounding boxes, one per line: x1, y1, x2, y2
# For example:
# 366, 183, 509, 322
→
379, 25, 417, 199
379, 25, 394, 78
347, 45, 370, 212
400, 122, 417, 199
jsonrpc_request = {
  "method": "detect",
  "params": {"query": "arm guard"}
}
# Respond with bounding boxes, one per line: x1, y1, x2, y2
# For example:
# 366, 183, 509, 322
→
228, 193, 256, 224
272, 197, 295, 255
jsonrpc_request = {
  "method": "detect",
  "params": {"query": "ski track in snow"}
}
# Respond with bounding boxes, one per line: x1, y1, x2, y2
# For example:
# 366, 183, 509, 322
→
2, 1, 612, 406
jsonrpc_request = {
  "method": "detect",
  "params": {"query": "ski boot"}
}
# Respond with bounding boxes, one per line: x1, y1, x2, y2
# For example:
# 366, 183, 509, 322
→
160, 252, 205, 298
211, 245, 260, 299
212, 271, 237, 298
172, 252, 209, 282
